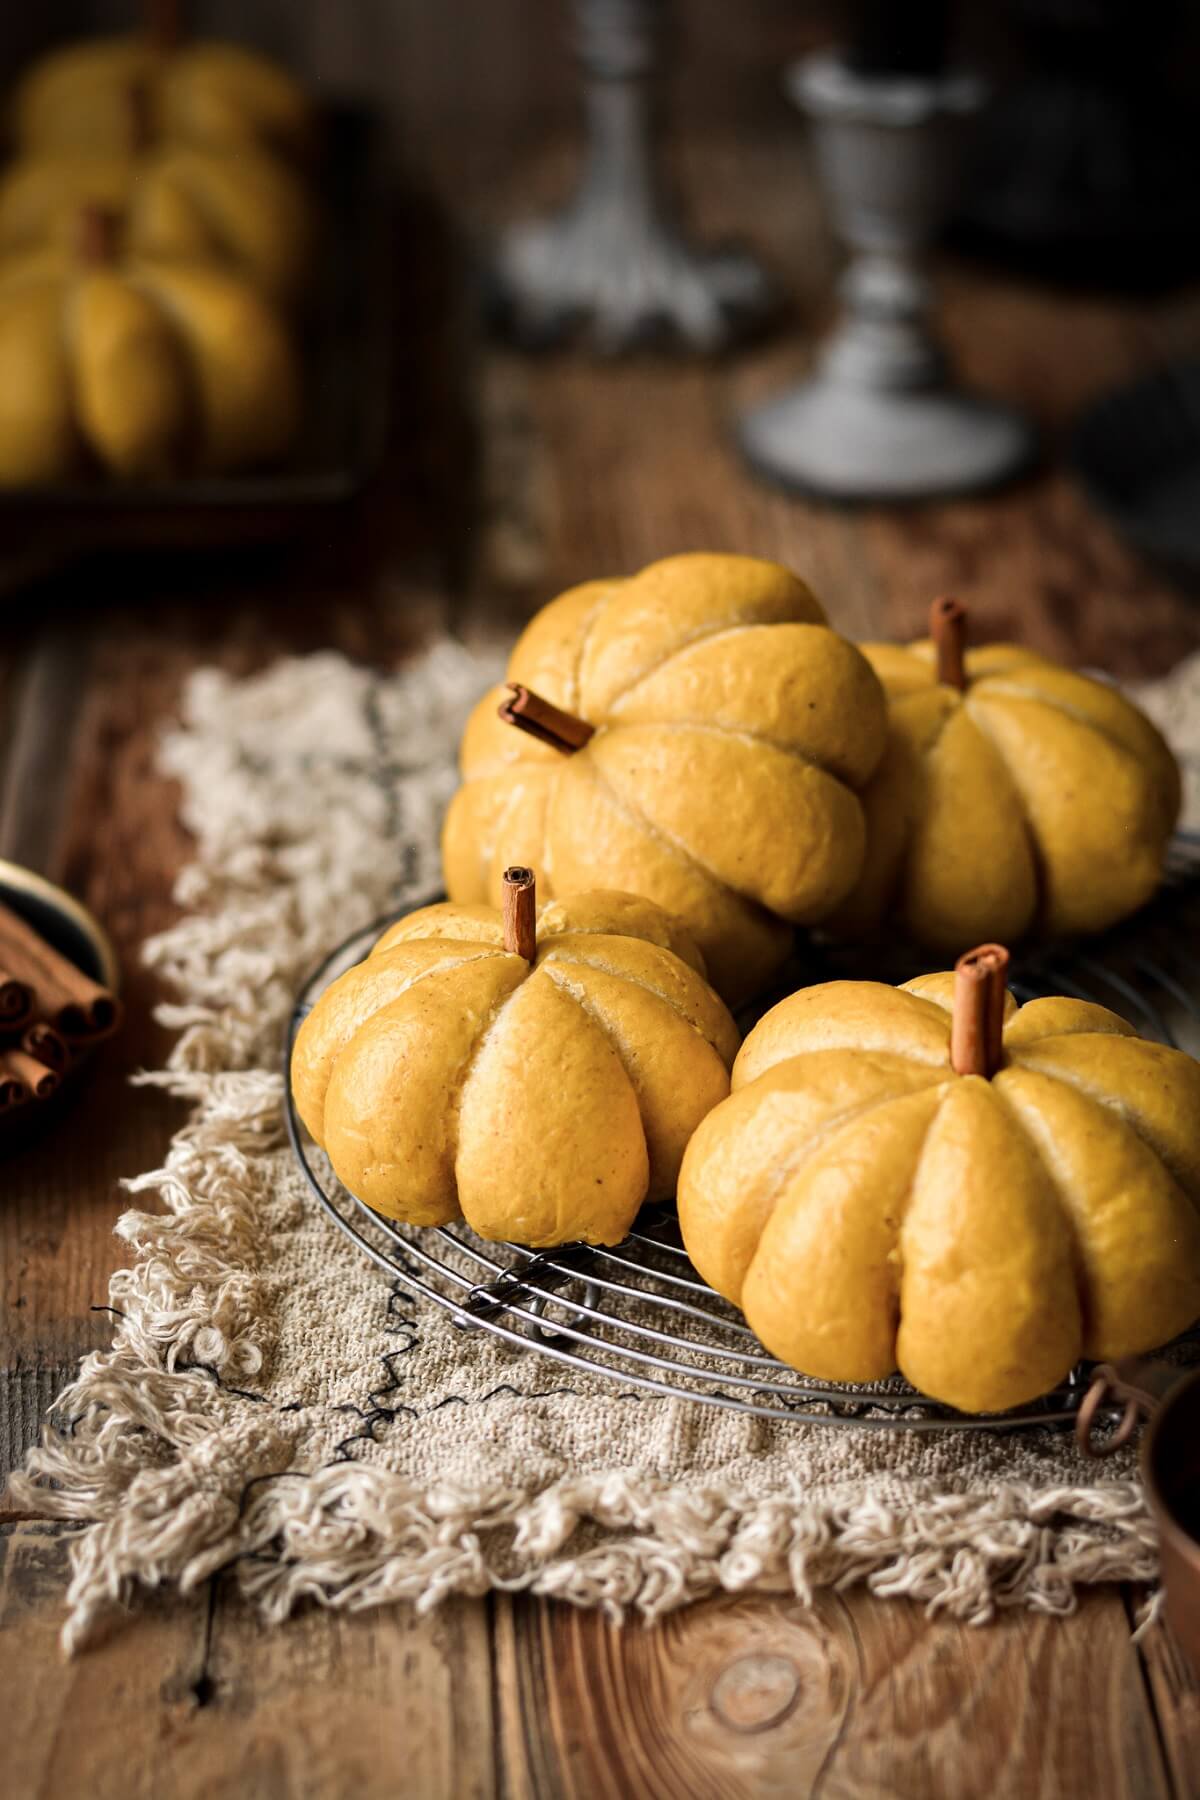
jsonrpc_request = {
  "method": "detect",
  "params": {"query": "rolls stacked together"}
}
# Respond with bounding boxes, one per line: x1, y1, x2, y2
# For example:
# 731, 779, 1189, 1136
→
291, 551, 1198, 1412
0, 27, 320, 482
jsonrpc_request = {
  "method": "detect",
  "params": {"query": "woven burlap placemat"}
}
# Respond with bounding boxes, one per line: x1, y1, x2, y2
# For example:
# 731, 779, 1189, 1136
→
14, 641, 1200, 1652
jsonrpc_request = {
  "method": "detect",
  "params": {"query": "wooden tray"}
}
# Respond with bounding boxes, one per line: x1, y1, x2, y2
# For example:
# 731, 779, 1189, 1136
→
0, 103, 393, 560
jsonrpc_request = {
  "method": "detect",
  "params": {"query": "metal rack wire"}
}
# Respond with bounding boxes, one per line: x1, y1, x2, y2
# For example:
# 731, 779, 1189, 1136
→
285, 830, 1200, 1435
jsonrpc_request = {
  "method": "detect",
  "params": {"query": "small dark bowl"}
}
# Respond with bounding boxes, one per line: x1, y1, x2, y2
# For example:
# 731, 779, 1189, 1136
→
0, 860, 118, 1156
1144, 1370, 1200, 1673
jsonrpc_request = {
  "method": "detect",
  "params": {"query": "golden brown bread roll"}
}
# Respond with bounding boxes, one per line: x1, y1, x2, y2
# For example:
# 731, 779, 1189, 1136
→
0, 210, 301, 482
442, 553, 889, 1005
678, 954, 1200, 1414
291, 881, 740, 1248
0, 144, 317, 307
11, 35, 315, 163
834, 600, 1181, 950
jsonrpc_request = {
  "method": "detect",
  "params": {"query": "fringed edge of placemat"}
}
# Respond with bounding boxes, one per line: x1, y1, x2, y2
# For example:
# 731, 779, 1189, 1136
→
11, 1061, 1160, 1655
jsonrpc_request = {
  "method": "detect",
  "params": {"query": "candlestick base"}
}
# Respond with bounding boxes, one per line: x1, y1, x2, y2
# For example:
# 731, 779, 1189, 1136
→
488, 0, 774, 354
740, 377, 1033, 503
490, 204, 773, 355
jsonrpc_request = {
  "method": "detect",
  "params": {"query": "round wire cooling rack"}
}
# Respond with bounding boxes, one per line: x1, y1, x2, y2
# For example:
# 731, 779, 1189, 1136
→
284, 830, 1200, 1436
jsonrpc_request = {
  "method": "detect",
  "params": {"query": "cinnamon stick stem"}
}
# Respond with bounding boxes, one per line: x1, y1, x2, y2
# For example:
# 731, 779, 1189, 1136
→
21, 1021, 69, 1073
75, 203, 120, 268
501, 866, 538, 962
0, 1073, 28, 1110
931, 596, 967, 691
0, 968, 34, 1029
950, 944, 1010, 1078
498, 684, 595, 755
986, 963, 1008, 1068
128, 78, 155, 153
0, 902, 121, 1041
146, 0, 182, 54
0, 1048, 59, 1102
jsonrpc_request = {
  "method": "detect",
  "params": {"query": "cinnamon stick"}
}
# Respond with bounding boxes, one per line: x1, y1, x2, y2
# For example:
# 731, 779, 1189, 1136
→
0, 1048, 59, 1102
0, 1066, 27, 1110
128, 78, 155, 153
0, 967, 34, 1029
0, 902, 121, 1042
146, 0, 182, 54
930, 596, 967, 691
985, 960, 1009, 1068
75, 204, 121, 268
22, 1021, 70, 1073
498, 685, 595, 755
950, 943, 1010, 1078
501, 866, 538, 962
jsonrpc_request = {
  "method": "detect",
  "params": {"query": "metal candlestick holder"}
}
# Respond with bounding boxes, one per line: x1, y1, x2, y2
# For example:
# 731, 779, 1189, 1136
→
740, 52, 1035, 501
488, 0, 774, 353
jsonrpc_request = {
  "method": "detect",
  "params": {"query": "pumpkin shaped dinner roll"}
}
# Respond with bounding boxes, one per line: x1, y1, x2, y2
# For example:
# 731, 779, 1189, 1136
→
0, 143, 318, 307
11, 31, 315, 164
0, 207, 301, 483
291, 871, 739, 1247
678, 945, 1200, 1413
834, 597, 1180, 951
442, 553, 889, 1004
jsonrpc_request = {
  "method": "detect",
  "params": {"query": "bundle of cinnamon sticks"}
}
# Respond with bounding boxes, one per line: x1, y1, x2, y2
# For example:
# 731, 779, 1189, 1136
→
0, 900, 122, 1116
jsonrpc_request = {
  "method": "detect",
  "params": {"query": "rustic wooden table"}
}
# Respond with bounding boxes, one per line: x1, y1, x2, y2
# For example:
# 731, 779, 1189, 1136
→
4, 48, 1200, 1796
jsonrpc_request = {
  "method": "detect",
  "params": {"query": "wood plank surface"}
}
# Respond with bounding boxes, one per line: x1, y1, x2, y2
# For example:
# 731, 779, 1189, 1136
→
1133, 1589, 1200, 1800
5, 1523, 1186, 1800
2, 1521, 497, 1800
3, 3, 1200, 1791
3, 1521, 213, 1800
494, 1587, 1176, 1800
